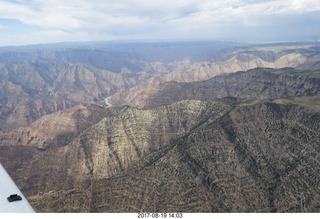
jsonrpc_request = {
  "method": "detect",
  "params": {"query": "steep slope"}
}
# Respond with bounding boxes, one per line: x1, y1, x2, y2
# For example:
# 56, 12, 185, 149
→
2, 99, 236, 212
1, 42, 320, 129
5, 99, 318, 213
87, 102, 320, 213
0, 42, 320, 213
0, 79, 74, 130
0, 62, 145, 129
110, 51, 314, 107
163, 52, 306, 82
143, 68, 320, 108
108, 101, 319, 212
0, 104, 112, 150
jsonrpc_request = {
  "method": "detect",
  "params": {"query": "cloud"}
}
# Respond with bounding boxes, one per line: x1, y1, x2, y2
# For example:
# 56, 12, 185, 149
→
0, 0, 320, 45
0, 0, 81, 29
3, 0, 319, 30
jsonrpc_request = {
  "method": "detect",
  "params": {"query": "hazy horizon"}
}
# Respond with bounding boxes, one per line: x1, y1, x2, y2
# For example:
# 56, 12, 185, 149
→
1, 0, 320, 46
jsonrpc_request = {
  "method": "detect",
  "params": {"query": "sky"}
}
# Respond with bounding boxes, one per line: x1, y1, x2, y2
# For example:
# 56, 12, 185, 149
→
0, 0, 320, 46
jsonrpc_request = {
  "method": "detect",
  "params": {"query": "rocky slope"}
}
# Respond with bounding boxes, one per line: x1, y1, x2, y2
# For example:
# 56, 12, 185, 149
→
1, 97, 319, 212
1, 42, 320, 129
0, 104, 113, 150
142, 68, 320, 108
87, 102, 320, 213
0, 62, 140, 130
1, 64, 320, 212
109, 45, 320, 107
0, 42, 320, 213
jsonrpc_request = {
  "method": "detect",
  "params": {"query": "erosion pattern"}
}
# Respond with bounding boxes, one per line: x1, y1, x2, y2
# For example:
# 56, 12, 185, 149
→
1, 41, 320, 212
1, 99, 319, 212
0, 67, 319, 212
0, 63, 137, 129
1, 42, 320, 129
143, 68, 320, 108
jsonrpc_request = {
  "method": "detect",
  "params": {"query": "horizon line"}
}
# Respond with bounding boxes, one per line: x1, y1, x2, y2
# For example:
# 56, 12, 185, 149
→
1, 38, 320, 49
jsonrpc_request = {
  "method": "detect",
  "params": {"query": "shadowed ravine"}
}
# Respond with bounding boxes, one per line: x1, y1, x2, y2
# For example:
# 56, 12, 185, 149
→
0, 42, 320, 212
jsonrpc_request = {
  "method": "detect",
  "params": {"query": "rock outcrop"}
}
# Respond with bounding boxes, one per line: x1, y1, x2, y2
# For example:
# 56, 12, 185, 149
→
0, 42, 320, 213
1, 98, 317, 212
143, 68, 320, 108
1, 42, 320, 129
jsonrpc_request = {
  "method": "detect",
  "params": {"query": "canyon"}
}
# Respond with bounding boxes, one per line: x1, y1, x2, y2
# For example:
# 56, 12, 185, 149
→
0, 41, 320, 212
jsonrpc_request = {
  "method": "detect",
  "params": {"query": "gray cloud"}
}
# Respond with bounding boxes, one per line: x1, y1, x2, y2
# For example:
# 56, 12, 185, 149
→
0, 0, 320, 45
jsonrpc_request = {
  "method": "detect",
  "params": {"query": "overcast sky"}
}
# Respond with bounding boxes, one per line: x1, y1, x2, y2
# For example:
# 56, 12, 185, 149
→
0, 0, 320, 46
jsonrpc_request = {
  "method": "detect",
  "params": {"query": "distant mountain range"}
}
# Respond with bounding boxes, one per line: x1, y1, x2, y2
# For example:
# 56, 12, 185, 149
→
0, 41, 320, 212
1, 41, 319, 130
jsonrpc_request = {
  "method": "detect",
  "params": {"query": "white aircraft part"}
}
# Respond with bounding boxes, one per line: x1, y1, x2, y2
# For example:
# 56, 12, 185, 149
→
0, 163, 35, 213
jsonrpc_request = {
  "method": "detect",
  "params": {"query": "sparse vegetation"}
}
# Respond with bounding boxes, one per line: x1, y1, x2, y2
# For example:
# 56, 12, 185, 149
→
1, 42, 320, 213
272, 95, 320, 112
272, 68, 320, 78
